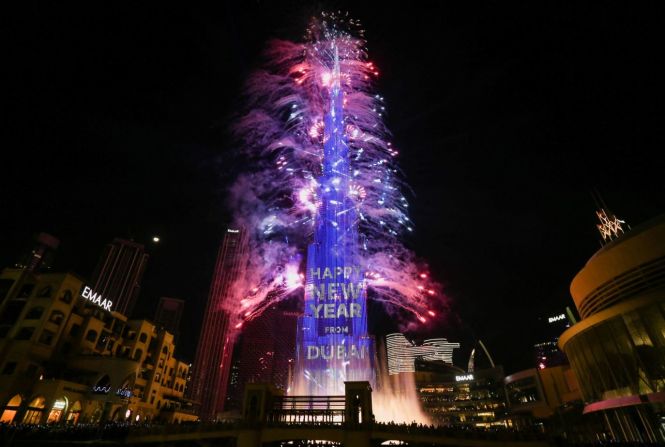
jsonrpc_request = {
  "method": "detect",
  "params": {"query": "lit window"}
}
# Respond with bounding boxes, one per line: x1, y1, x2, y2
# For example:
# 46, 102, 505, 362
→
0, 394, 22, 423
22, 397, 46, 424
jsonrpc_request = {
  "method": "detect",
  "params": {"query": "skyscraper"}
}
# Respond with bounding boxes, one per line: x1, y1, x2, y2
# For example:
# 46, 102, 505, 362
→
190, 228, 247, 420
295, 43, 374, 394
533, 310, 573, 369
91, 238, 149, 316
16, 232, 60, 273
154, 297, 185, 343
226, 305, 299, 409
230, 14, 433, 398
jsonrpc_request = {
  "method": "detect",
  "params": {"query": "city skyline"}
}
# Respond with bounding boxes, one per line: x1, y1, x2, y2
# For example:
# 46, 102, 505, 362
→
2, 2, 664, 375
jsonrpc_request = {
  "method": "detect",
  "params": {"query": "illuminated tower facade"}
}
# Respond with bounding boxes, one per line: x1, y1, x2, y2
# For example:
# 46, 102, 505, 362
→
295, 50, 374, 395
189, 228, 247, 420
91, 238, 148, 316
227, 306, 299, 408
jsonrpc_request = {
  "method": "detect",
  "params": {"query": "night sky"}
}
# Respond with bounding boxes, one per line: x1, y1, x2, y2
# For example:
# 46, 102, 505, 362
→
3, 3, 664, 373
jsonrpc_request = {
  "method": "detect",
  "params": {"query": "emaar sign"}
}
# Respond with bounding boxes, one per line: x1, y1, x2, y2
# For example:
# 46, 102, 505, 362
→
455, 374, 474, 382
81, 286, 113, 311
548, 314, 566, 323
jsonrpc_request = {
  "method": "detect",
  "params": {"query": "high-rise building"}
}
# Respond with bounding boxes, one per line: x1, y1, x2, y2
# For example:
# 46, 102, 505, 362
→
16, 232, 60, 273
226, 305, 299, 409
189, 228, 247, 420
91, 238, 149, 317
154, 297, 185, 343
533, 310, 574, 369
559, 214, 665, 443
295, 44, 373, 396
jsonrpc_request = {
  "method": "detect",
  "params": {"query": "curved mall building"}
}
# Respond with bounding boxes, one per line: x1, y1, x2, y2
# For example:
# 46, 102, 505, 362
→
559, 214, 665, 443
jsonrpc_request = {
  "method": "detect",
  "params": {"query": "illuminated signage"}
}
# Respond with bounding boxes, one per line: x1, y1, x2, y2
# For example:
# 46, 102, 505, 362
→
303, 264, 367, 341
116, 388, 132, 398
81, 286, 113, 311
386, 333, 460, 375
52, 400, 66, 410
548, 314, 566, 323
305, 265, 364, 335
91, 386, 132, 398
455, 374, 474, 382
227, 229, 240, 233
298, 257, 374, 393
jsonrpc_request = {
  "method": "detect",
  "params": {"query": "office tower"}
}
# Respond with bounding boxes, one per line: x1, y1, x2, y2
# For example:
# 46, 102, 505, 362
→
154, 297, 185, 343
16, 232, 60, 273
533, 311, 572, 369
91, 238, 149, 316
189, 228, 247, 420
227, 305, 299, 409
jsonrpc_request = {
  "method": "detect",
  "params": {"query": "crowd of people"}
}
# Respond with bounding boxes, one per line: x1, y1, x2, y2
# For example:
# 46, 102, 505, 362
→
2, 419, 661, 446
0, 421, 131, 443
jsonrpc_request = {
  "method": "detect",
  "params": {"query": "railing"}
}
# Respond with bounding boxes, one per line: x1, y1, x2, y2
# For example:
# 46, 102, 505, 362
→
267, 395, 346, 425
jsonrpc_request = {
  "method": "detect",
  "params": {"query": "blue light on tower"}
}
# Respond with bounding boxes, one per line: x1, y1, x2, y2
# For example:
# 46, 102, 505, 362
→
296, 47, 375, 395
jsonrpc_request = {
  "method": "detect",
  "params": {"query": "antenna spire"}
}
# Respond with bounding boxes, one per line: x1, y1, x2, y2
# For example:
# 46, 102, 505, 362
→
591, 189, 628, 244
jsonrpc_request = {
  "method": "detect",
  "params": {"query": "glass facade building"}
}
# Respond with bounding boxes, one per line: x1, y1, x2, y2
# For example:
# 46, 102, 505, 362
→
559, 215, 665, 443
564, 301, 665, 404
414, 362, 509, 428
226, 305, 299, 410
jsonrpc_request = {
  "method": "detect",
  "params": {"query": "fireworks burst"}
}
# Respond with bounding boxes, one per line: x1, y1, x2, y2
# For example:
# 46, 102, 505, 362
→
228, 12, 445, 329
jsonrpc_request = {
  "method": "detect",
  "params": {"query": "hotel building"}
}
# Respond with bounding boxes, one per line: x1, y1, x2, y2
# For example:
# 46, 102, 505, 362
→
0, 267, 194, 425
